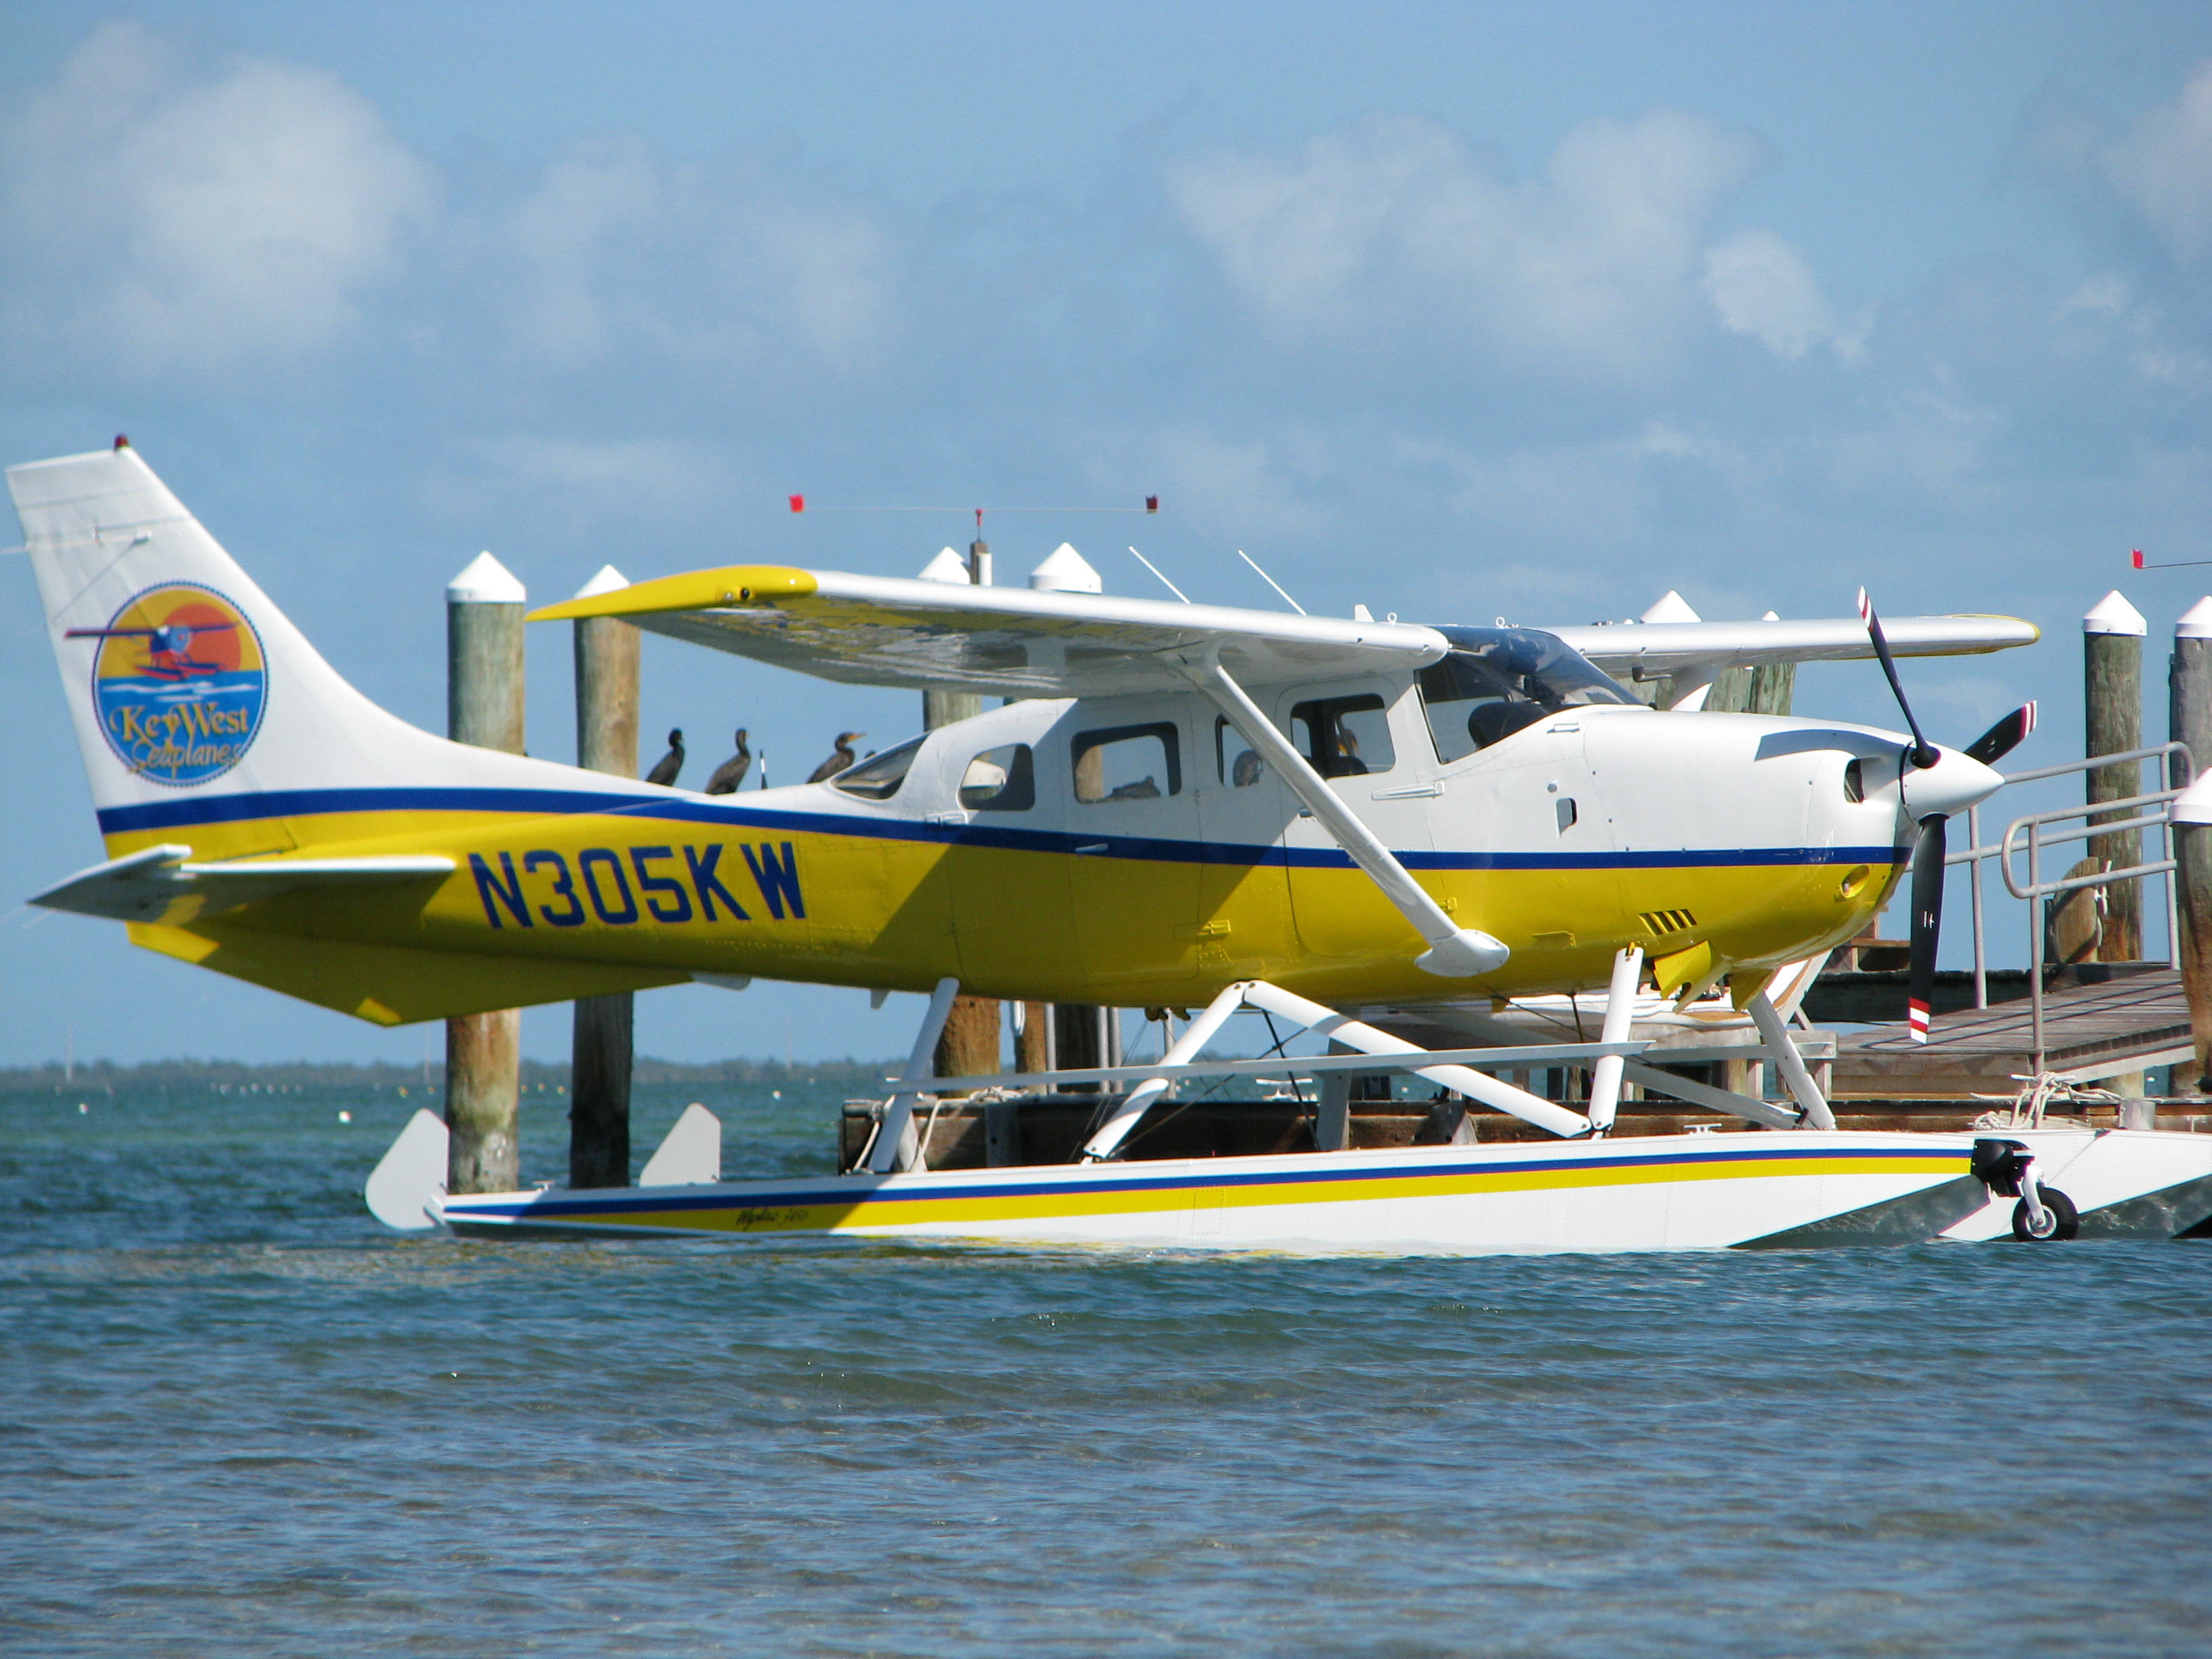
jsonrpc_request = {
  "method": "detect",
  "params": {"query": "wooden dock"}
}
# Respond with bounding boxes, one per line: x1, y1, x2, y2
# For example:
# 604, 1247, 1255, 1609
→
1832, 968, 2197, 1099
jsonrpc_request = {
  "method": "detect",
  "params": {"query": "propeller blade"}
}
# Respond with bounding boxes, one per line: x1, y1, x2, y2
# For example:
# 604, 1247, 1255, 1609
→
1963, 701, 2036, 766
1906, 813, 1947, 1044
1856, 588, 1940, 769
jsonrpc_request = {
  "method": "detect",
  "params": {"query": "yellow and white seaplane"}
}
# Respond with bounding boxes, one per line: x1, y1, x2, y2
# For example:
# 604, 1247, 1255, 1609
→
17, 440, 2212, 1251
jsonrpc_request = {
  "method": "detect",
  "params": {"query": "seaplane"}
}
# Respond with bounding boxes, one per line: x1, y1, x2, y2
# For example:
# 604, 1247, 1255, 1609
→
16, 439, 2212, 1252
64, 614, 241, 679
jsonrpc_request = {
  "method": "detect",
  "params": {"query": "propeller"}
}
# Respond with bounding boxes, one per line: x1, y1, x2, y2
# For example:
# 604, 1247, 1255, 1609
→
1856, 588, 1939, 770
1905, 815, 1945, 1043
1963, 702, 2037, 766
1856, 589, 2037, 1043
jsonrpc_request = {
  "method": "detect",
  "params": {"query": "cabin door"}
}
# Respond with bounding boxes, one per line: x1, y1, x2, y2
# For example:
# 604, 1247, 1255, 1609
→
1277, 678, 1438, 961
1057, 701, 1203, 989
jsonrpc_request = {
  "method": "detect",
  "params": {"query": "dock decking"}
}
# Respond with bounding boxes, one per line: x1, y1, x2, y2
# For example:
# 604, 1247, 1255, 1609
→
1832, 968, 2197, 1099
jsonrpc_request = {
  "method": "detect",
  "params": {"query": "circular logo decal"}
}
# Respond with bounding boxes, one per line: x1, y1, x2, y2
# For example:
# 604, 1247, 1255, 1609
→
86, 583, 267, 786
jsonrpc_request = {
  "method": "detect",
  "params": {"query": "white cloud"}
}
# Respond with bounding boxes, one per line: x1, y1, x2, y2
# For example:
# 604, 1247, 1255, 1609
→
487, 136, 892, 375
0, 23, 434, 375
2099, 59, 2212, 261
1702, 230, 1835, 359
2057, 273, 2132, 318
1168, 111, 1763, 378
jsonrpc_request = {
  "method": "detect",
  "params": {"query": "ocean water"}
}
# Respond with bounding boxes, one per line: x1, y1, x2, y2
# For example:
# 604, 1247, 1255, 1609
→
4, 1078, 2211, 1658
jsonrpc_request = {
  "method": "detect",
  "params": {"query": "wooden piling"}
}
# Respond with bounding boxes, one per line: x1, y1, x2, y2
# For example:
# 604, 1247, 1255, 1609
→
2172, 598, 2212, 1089
1052, 1004, 1118, 1091
1013, 1002, 1053, 1073
570, 567, 640, 1187
2085, 592, 2147, 962
445, 552, 527, 1194
926, 536, 999, 1081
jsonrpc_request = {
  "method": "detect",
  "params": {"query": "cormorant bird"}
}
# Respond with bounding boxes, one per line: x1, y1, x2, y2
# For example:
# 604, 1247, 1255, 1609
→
644, 728, 685, 787
704, 729, 752, 795
807, 731, 864, 784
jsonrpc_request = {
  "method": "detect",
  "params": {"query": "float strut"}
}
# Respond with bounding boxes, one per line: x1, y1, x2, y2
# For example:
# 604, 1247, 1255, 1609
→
1584, 945, 1645, 1135
867, 977, 964, 1174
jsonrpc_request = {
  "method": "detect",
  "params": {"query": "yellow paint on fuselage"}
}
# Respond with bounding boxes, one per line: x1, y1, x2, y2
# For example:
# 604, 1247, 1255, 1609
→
106, 796, 1901, 1024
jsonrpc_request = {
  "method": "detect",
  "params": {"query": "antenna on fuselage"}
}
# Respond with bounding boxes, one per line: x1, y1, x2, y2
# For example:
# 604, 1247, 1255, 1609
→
1126, 546, 1191, 604
1235, 549, 1307, 616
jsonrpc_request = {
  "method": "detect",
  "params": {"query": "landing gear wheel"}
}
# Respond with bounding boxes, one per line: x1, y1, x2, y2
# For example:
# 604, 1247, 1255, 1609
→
2011, 1187, 2079, 1242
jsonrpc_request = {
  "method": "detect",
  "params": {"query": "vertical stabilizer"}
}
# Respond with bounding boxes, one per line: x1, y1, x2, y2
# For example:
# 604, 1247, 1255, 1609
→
7, 441, 641, 851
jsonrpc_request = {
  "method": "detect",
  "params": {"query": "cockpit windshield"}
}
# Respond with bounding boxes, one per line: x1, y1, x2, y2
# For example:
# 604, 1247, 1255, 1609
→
1416, 626, 1639, 761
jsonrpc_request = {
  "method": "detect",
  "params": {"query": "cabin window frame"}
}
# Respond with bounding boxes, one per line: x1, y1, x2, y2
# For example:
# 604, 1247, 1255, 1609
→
959, 742, 1038, 812
1214, 716, 1269, 788
828, 735, 925, 800
1071, 720, 1183, 804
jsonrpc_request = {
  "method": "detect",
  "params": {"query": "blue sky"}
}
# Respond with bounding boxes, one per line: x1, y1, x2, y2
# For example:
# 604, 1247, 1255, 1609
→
4, 1, 2211, 1065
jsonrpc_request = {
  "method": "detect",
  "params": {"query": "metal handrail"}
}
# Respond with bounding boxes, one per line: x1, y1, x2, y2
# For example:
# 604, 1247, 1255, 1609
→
1940, 742, 2195, 1075
1999, 792, 2182, 900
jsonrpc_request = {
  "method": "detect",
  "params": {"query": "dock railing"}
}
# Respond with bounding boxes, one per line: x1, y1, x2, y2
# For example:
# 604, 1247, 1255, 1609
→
1944, 741, 2195, 1074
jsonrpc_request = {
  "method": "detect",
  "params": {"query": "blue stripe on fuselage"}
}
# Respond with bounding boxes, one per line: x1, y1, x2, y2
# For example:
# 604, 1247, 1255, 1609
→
96, 784, 1904, 873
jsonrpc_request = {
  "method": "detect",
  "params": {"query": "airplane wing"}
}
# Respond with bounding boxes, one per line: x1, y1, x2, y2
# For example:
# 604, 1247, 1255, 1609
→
530, 562, 2037, 697
529, 565, 1450, 695
1549, 615, 2039, 681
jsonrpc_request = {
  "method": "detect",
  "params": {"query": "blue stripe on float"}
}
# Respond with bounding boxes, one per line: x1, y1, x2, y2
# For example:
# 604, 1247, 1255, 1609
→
443, 1141, 1966, 1223
95, 784, 1903, 873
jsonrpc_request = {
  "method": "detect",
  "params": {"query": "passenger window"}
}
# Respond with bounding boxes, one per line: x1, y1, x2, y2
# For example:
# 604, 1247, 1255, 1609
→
1073, 722, 1181, 803
1216, 718, 1266, 787
829, 735, 923, 800
1288, 694, 1394, 779
960, 743, 1036, 811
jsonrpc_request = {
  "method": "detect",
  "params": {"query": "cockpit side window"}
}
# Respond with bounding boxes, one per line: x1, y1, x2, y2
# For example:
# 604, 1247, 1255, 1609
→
829, 735, 924, 800
1288, 694, 1395, 779
1417, 627, 1637, 761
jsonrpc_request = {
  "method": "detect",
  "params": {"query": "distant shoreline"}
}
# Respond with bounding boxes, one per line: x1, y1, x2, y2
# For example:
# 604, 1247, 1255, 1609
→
1, 1056, 900, 1094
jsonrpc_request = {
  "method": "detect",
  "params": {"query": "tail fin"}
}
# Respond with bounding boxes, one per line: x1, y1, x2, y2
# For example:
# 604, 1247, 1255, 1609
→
7, 440, 623, 856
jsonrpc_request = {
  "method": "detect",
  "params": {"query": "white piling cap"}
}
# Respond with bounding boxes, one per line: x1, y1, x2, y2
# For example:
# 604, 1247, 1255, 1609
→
2177, 597, 2212, 639
447, 550, 525, 605
2174, 773, 2212, 824
1760, 610, 1781, 621
570, 564, 630, 600
2083, 590, 2146, 636
918, 547, 970, 583
1641, 590, 1701, 623
1030, 542, 1102, 594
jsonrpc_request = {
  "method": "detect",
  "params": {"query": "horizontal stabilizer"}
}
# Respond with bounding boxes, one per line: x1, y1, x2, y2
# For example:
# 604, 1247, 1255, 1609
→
31, 845, 455, 923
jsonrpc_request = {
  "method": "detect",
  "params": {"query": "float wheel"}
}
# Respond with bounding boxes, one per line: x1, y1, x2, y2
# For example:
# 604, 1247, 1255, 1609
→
2011, 1187, 2080, 1242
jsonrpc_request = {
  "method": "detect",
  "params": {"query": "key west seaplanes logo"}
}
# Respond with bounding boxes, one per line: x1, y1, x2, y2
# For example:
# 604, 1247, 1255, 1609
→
71, 583, 268, 785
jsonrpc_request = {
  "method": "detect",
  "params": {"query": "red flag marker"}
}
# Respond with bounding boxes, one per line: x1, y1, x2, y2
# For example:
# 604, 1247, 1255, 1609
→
1145, 495, 1159, 514
789, 494, 805, 514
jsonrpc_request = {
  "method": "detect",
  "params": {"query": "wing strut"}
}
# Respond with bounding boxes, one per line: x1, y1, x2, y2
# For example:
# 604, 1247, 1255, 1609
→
1179, 654, 1509, 979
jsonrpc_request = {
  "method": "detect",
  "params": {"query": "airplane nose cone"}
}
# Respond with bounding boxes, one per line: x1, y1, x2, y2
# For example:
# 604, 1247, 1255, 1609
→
1898, 746, 2004, 821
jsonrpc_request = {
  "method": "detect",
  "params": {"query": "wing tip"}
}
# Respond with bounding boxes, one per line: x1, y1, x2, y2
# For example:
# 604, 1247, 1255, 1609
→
529, 565, 819, 623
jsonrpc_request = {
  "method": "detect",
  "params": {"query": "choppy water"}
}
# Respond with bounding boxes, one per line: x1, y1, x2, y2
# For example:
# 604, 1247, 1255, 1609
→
5, 1078, 2211, 1657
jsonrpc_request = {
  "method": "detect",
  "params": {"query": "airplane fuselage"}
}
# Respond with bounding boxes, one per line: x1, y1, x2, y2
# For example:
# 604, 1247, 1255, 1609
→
102, 681, 1939, 1023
